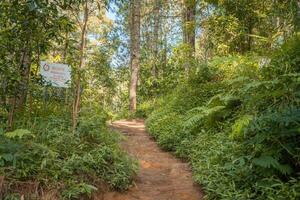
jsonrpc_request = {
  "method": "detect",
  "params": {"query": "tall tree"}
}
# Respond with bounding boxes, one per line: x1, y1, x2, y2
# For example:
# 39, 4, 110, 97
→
129, 0, 141, 112
152, 0, 161, 77
182, 0, 196, 53
72, 0, 89, 132
182, 0, 196, 73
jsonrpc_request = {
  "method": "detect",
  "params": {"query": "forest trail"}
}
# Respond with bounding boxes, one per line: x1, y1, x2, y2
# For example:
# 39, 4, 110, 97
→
100, 120, 203, 200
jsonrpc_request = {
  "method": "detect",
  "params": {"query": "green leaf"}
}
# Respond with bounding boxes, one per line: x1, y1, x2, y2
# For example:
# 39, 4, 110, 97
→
5, 129, 34, 139
252, 155, 293, 175
2, 153, 14, 162
253, 155, 279, 168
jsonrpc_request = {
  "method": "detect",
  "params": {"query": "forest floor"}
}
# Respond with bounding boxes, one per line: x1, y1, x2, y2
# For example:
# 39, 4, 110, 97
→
97, 120, 203, 200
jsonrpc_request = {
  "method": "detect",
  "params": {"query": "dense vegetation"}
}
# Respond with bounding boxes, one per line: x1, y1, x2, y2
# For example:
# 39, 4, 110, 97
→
146, 36, 300, 199
138, 1, 300, 199
0, 105, 136, 199
0, 1, 137, 199
1, 0, 300, 199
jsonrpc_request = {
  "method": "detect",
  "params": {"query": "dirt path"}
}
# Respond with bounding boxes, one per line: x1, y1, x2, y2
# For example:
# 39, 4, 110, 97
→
101, 120, 203, 200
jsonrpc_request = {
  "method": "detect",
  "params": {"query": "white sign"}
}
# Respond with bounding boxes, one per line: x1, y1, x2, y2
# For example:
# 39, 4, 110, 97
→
40, 61, 71, 88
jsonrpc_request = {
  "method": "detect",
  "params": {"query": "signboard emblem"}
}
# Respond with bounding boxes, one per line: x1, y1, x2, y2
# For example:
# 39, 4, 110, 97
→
43, 63, 50, 71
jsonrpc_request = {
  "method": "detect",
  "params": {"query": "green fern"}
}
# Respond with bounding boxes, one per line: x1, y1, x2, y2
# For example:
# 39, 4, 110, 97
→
4, 129, 34, 139
184, 109, 205, 129
207, 93, 241, 109
230, 115, 253, 140
62, 182, 98, 199
184, 106, 226, 129
252, 155, 293, 175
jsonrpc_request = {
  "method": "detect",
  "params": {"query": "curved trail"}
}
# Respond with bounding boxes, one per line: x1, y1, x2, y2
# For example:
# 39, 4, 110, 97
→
100, 120, 203, 200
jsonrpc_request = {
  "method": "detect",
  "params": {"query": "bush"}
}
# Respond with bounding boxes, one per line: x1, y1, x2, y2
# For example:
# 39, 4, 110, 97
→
146, 41, 300, 199
264, 33, 300, 78
135, 100, 157, 119
0, 106, 137, 199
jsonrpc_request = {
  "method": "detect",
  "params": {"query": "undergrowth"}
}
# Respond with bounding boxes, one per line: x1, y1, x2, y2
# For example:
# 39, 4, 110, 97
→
0, 105, 137, 199
145, 34, 300, 199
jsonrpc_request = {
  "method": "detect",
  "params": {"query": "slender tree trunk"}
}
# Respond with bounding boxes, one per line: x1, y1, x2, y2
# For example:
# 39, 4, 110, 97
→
246, 21, 253, 52
63, 31, 69, 61
152, 0, 160, 77
17, 44, 32, 111
296, 1, 300, 32
182, 0, 196, 73
7, 97, 16, 130
161, 32, 167, 74
182, 0, 196, 52
7, 41, 32, 129
62, 31, 69, 107
129, 0, 141, 113
72, 0, 89, 133
0, 78, 5, 110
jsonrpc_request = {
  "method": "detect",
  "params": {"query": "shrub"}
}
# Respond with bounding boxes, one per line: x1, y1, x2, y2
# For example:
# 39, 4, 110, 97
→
0, 106, 137, 199
146, 41, 300, 199
264, 33, 300, 78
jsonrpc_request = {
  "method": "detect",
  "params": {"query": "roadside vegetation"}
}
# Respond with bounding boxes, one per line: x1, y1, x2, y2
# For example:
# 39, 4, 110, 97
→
0, 1, 137, 199
146, 35, 300, 199
1, 0, 300, 199
0, 104, 137, 199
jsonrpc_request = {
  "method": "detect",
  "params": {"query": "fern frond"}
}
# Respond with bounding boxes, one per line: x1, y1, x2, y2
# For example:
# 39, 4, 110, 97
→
5, 129, 34, 139
252, 155, 293, 175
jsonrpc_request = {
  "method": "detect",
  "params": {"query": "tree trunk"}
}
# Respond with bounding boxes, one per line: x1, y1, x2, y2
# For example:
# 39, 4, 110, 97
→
7, 42, 32, 129
17, 44, 32, 111
182, 0, 196, 73
182, 0, 196, 52
72, 0, 89, 133
161, 32, 168, 74
129, 0, 141, 113
7, 97, 16, 130
296, 0, 300, 32
246, 21, 253, 52
152, 0, 160, 77
63, 31, 69, 61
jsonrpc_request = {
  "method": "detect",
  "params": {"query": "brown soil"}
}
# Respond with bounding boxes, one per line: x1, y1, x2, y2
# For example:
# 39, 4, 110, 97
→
99, 120, 203, 200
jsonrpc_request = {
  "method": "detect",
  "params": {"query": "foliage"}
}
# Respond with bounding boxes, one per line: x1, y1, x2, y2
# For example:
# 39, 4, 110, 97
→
146, 38, 300, 199
230, 115, 252, 140
62, 183, 98, 199
0, 105, 137, 199
245, 107, 300, 176
264, 33, 300, 78
4, 129, 34, 139
1, 0, 300, 199
202, 0, 299, 55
